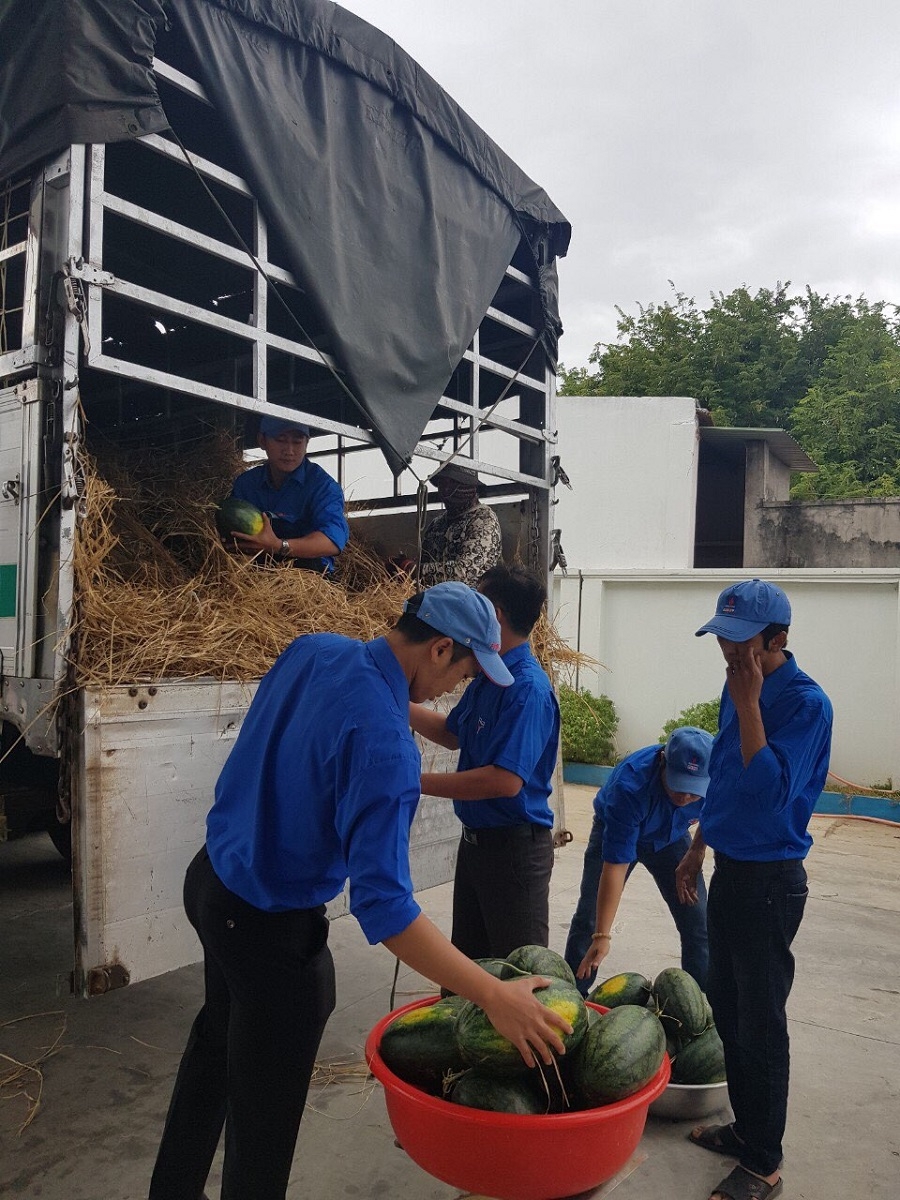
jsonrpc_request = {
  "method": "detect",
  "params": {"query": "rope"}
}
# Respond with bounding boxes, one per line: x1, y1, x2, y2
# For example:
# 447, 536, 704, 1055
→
825, 770, 899, 798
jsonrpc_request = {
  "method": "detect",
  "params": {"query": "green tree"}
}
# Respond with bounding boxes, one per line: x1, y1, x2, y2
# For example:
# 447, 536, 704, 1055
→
560, 284, 900, 499
790, 306, 900, 496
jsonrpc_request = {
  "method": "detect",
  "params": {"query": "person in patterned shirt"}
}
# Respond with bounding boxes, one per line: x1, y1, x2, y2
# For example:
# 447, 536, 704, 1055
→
419, 462, 502, 587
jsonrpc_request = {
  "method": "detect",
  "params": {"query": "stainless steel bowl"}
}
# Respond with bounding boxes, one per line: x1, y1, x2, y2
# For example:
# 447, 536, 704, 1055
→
647, 1079, 730, 1121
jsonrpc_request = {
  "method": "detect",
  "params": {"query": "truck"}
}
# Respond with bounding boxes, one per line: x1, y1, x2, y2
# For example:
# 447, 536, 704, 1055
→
0, 0, 571, 996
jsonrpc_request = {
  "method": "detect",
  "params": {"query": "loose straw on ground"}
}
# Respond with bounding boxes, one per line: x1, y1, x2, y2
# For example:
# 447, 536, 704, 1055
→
0, 1011, 67, 1135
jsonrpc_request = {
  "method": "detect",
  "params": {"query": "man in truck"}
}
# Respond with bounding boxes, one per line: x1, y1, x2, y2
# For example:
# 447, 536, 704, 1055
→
418, 461, 502, 586
226, 415, 350, 573
148, 581, 571, 1200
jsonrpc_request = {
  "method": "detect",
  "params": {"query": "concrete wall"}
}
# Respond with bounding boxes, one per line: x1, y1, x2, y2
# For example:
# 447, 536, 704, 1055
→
554, 396, 699, 569
748, 497, 900, 568
552, 568, 900, 789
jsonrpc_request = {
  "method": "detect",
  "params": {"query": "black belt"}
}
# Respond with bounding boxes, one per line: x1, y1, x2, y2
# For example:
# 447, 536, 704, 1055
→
461, 823, 547, 846
713, 851, 804, 874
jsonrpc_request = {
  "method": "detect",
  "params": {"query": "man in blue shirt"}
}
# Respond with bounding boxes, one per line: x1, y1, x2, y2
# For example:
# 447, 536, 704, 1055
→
564, 726, 714, 998
149, 582, 571, 1200
227, 415, 349, 573
677, 579, 832, 1200
410, 565, 561, 960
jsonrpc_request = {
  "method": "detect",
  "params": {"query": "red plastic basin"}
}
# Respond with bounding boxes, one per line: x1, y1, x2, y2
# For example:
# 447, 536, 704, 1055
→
365, 996, 671, 1200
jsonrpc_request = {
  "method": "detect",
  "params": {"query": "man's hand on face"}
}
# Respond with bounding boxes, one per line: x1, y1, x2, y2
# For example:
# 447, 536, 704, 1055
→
726, 640, 764, 709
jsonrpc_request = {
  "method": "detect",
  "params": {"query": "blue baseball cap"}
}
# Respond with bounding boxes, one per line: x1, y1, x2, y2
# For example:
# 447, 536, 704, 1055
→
664, 727, 714, 797
259, 416, 311, 438
406, 582, 513, 686
695, 578, 791, 642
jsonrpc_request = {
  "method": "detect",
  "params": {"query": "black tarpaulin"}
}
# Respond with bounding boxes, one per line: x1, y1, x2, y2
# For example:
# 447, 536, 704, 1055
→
0, 0, 570, 473
0, 0, 170, 180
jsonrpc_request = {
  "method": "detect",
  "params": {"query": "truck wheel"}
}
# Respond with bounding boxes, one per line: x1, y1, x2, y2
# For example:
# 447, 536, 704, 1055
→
45, 814, 72, 863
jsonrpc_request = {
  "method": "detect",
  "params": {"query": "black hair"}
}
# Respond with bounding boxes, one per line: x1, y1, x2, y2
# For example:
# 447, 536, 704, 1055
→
477, 564, 546, 637
394, 599, 474, 663
760, 622, 789, 650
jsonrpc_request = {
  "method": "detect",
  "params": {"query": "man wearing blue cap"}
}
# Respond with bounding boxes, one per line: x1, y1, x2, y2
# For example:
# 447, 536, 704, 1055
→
678, 578, 832, 1200
564, 726, 714, 997
226, 415, 349, 573
410, 565, 560, 961
149, 582, 571, 1200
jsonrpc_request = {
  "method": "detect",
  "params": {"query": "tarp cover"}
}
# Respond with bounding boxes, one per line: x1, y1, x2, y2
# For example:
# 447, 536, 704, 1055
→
0, 0, 570, 472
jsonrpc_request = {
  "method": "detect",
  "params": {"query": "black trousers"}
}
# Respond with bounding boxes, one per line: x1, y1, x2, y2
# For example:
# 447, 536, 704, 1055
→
706, 853, 808, 1178
451, 823, 554, 960
149, 848, 336, 1200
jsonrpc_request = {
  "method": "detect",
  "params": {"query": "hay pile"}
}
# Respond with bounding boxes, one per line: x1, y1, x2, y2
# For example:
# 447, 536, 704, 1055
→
71, 433, 581, 686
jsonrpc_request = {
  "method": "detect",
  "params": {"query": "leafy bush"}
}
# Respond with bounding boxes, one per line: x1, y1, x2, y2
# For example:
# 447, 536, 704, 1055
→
659, 698, 720, 743
559, 684, 618, 765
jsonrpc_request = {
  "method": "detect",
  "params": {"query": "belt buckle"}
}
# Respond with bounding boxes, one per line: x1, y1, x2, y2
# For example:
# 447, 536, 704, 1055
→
462, 827, 478, 845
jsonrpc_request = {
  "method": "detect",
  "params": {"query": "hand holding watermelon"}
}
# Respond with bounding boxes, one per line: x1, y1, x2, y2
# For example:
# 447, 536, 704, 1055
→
216, 498, 280, 556
474, 974, 575, 1069
229, 511, 281, 556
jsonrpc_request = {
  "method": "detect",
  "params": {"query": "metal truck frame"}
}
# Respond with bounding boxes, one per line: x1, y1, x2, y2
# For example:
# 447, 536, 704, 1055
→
0, 38, 564, 995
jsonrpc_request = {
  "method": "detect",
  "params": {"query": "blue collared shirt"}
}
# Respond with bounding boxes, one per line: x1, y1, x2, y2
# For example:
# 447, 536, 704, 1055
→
231, 459, 350, 572
445, 642, 560, 829
702, 652, 833, 860
206, 635, 423, 944
593, 744, 703, 862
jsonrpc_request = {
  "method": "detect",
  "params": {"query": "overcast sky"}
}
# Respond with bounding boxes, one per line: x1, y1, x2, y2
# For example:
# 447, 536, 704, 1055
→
338, 0, 900, 371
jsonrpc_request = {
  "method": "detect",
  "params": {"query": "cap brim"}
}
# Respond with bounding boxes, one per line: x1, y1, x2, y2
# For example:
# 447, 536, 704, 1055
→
665, 771, 710, 798
695, 616, 768, 641
473, 647, 514, 687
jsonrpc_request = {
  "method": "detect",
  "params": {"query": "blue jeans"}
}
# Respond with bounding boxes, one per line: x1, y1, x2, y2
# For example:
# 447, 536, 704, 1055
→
564, 813, 709, 997
706, 853, 808, 1178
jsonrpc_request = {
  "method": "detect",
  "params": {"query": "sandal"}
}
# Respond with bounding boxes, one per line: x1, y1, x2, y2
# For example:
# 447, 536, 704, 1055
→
710, 1165, 783, 1200
688, 1122, 744, 1156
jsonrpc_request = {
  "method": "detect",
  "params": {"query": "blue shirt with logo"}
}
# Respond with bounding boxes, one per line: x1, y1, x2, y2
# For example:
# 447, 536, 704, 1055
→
593, 745, 703, 862
230, 459, 349, 572
206, 634, 423, 944
445, 642, 560, 829
702, 653, 833, 860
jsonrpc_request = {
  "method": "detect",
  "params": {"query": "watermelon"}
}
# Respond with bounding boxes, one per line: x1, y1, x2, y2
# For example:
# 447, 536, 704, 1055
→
671, 1024, 726, 1084
442, 957, 528, 997
652, 968, 707, 1040
379, 998, 466, 1092
568, 1004, 666, 1105
504, 945, 578, 989
588, 972, 652, 1010
216, 497, 265, 538
455, 978, 589, 1073
450, 1067, 548, 1115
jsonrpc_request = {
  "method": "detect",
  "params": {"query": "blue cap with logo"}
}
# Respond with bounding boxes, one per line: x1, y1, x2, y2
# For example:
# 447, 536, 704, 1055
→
695, 578, 791, 642
663, 726, 714, 797
406, 582, 513, 686
259, 415, 311, 438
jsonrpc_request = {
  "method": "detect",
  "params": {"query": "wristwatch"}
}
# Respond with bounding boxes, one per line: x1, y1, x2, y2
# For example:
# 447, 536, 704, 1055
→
279, 538, 291, 558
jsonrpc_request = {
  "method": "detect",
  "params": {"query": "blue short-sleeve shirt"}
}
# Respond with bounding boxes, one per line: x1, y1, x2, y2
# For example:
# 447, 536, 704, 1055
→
445, 642, 560, 828
230, 459, 350, 572
702, 653, 833, 861
593, 745, 703, 863
207, 634, 422, 944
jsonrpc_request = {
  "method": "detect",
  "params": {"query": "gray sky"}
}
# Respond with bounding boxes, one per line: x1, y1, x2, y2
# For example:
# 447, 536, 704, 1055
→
338, 1, 900, 371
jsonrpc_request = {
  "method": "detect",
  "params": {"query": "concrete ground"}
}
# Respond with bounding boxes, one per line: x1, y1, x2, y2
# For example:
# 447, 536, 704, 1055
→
1, 784, 898, 1200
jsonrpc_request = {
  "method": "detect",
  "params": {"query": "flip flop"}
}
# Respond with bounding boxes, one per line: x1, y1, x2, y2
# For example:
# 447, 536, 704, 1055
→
710, 1165, 783, 1200
688, 1122, 744, 1156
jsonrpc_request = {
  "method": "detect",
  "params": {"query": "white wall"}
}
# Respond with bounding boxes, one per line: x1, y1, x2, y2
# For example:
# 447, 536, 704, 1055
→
552, 568, 900, 790
554, 396, 699, 569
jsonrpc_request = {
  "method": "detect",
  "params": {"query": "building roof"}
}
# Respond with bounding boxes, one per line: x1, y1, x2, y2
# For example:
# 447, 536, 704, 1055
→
700, 426, 818, 472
